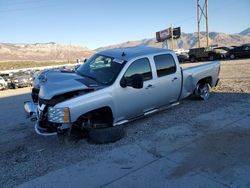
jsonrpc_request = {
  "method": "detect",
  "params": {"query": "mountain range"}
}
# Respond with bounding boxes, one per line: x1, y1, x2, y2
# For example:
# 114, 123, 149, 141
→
0, 42, 93, 62
96, 28, 250, 51
0, 27, 250, 62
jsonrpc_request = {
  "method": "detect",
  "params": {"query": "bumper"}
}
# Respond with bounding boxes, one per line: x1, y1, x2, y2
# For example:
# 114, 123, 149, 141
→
24, 101, 71, 136
24, 101, 38, 120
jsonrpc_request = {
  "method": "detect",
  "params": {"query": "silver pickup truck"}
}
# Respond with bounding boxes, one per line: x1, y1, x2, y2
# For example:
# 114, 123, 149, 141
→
24, 47, 220, 143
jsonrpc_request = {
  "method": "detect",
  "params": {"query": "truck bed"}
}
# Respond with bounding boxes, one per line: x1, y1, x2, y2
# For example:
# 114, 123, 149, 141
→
180, 61, 220, 99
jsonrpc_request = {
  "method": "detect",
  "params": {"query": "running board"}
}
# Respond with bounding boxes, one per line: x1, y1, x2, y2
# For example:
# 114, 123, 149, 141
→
114, 120, 129, 126
113, 102, 180, 126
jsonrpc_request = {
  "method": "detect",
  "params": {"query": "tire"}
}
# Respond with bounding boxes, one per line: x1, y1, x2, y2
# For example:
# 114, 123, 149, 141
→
230, 54, 235, 59
88, 126, 125, 144
11, 83, 17, 89
195, 83, 210, 101
190, 56, 196, 63
209, 55, 214, 61
57, 128, 81, 145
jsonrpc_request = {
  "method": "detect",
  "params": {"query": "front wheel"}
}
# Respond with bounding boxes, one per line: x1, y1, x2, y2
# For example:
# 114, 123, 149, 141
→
88, 126, 125, 144
209, 55, 214, 61
195, 83, 210, 101
230, 54, 235, 59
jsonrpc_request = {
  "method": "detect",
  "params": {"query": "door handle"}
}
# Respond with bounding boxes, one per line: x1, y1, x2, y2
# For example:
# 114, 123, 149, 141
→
172, 77, 178, 82
145, 84, 154, 89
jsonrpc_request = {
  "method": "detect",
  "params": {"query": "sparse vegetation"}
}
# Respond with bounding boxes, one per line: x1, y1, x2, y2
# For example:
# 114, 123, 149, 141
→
0, 61, 76, 70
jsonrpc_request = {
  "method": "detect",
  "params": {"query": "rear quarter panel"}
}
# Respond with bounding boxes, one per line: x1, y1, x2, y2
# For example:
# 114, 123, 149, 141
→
181, 61, 220, 99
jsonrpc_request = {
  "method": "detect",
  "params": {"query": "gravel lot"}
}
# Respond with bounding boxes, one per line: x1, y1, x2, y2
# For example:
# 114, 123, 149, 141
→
0, 59, 250, 187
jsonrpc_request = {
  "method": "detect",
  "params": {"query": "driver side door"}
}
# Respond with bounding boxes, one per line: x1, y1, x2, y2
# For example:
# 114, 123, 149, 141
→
113, 57, 157, 121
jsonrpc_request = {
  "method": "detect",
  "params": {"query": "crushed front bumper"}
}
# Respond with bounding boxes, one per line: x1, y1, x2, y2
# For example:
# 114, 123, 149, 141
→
24, 101, 57, 136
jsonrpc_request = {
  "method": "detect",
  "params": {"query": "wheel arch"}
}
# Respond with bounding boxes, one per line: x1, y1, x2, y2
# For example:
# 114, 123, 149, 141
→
75, 106, 114, 126
197, 76, 213, 87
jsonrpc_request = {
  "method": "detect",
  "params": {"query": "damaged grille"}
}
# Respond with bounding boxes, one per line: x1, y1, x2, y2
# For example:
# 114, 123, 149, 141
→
37, 101, 60, 132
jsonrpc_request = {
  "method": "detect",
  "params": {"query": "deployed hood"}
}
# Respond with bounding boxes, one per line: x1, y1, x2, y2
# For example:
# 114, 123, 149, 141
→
38, 70, 101, 100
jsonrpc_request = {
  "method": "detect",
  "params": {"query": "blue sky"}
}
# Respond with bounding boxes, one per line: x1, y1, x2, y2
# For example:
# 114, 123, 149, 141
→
0, 0, 249, 49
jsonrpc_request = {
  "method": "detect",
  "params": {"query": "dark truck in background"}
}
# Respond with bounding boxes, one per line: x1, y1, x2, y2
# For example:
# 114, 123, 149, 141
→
188, 47, 226, 62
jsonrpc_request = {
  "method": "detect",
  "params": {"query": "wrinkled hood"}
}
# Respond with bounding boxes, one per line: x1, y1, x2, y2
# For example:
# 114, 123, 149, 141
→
34, 69, 80, 88
38, 70, 100, 100
39, 79, 90, 100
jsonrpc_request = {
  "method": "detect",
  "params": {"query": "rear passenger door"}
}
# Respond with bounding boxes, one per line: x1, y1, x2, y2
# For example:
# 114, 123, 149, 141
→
152, 54, 182, 106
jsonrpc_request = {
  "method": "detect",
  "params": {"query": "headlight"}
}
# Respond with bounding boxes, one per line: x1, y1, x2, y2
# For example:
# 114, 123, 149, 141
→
48, 107, 70, 123
14, 79, 19, 83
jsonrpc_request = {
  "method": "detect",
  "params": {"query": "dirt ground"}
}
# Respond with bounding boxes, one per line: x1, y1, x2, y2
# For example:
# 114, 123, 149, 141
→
0, 59, 250, 187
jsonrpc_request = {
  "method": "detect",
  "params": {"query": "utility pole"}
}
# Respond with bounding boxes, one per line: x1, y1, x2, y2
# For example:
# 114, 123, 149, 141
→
205, 0, 209, 47
197, 0, 209, 47
171, 24, 174, 50
197, 0, 201, 48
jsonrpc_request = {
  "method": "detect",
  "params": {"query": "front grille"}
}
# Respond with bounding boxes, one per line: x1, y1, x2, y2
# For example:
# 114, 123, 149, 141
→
37, 103, 60, 132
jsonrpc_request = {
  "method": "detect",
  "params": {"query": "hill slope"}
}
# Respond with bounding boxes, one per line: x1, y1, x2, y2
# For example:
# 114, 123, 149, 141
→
0, 42, 94, 61
239, 27, 250, 36
96, 32, 250, 51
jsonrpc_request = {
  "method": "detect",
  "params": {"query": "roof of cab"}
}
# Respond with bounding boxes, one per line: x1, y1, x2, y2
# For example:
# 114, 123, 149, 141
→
98, 46, 170, 61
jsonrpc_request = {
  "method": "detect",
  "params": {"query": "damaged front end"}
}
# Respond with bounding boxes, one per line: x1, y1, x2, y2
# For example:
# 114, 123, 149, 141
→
24, 101, 71, 136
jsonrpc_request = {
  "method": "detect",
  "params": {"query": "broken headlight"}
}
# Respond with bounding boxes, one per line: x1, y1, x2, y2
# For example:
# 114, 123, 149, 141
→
48, 107, 70, 123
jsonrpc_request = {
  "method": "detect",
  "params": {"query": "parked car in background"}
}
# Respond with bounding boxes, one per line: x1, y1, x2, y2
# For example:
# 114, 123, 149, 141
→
177, 52, 189, 63
9, 72, 33, 89
226, 44, 250, 59
214, 46, 233, 52
188, 47, 224, 62
0, 76, 8, 90
213, 47, 232, 59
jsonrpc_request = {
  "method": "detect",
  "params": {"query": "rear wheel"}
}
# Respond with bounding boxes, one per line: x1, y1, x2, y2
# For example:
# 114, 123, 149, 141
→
195, 83, 210, 101
190, 55, 196, 62
11, 83, 17, 89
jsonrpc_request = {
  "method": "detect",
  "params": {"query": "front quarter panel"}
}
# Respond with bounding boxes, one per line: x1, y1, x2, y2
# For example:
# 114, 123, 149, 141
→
54, 87, 114, 123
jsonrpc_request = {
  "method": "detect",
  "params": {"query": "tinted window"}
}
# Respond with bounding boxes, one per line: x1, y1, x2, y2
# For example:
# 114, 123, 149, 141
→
124, 58, 152, 81
154, 54, 176, 77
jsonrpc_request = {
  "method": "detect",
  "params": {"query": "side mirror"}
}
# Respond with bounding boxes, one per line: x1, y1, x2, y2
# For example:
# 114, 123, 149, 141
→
84, 58, 88, 63
120, 74, 143, 89
120, 77, 127, 88
130, 74, 143, 89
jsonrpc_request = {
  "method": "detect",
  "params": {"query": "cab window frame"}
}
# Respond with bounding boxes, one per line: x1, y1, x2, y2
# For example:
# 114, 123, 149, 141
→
123, 57, 153, 82
153, 54, 177, 77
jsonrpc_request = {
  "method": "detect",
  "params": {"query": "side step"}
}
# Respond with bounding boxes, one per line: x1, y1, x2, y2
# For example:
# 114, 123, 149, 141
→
113, 102, 180, 126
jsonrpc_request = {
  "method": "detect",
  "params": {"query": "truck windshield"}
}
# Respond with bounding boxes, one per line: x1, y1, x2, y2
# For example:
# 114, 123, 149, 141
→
76, 54, 126, 85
